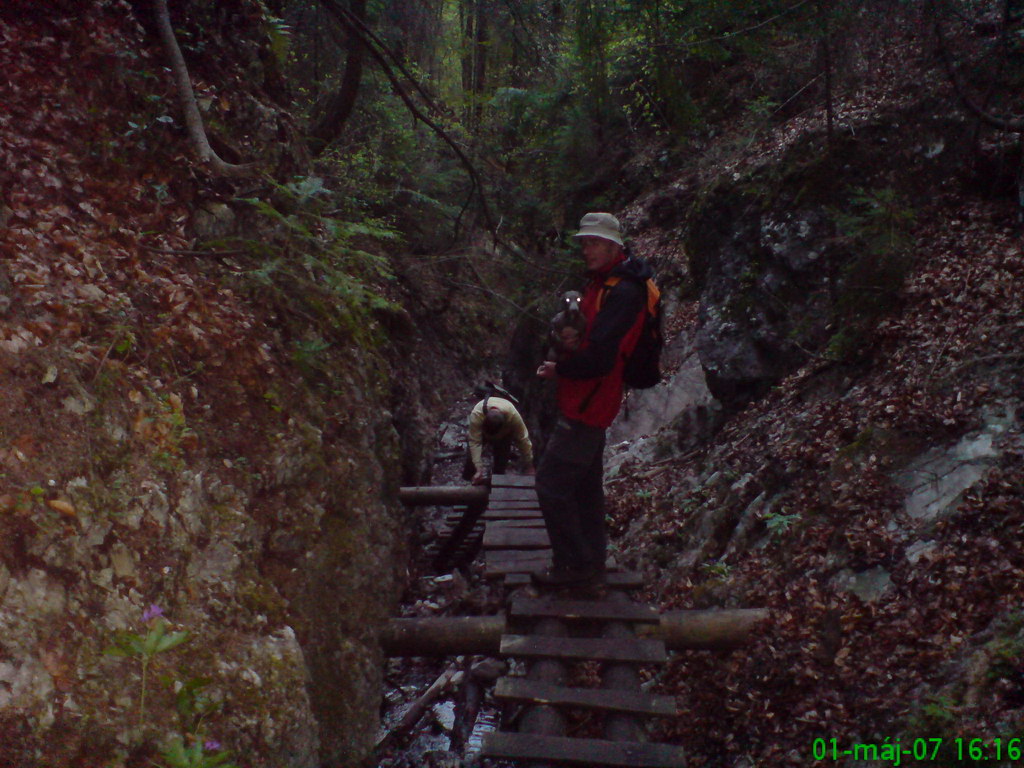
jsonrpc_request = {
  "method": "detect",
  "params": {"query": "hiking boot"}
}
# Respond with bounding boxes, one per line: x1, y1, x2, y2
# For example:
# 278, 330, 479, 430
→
530, 565, 594, 587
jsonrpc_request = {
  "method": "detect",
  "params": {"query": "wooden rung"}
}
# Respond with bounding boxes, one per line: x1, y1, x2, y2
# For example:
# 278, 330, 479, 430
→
603, 571, 644, 588
504, 573, 536, 587
486, 550, 553, 564
511, 598, 660, 623
487, 505, 541, 514
489, 487, 539, 501
481, 732, 686, 767
487, 519, 547, 529
503, 568, 641, 589
482, 527, 551, 549
487, 499, 541, 509
494, 677, 676, 716
487, 563, 551, 578
485, 552, 552, 577
490, 474, 537, 488
482, 507, 543, 519
500, 634, 667, 664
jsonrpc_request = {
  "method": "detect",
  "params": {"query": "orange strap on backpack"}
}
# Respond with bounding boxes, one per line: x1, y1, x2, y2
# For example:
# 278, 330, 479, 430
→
599, 276, 660, 315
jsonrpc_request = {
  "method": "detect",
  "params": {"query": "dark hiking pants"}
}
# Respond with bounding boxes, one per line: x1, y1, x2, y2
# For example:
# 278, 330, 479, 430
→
535, 417, 606, 572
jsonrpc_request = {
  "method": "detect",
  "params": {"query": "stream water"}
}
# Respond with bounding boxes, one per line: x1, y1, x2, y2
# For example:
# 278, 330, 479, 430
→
375, 396, 519, 768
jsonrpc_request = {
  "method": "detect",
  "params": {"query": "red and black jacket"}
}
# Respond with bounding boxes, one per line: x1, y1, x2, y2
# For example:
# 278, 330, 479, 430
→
554, 255, 653, 428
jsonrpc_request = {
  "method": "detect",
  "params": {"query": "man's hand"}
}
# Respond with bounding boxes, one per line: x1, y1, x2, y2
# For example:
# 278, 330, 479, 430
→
536, 361, 557, 379
471, 471, 488, 486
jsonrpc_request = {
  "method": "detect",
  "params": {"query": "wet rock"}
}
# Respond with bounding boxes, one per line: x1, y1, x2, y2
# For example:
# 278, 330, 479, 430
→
470, 657, 507, 682
722, 491, 773, 559
895, 407, 1019, 524
191, 201, 237, 242
609, 329, 717, 442
109, 543, 136, 580
832, 566, 892, 602
0, 657, 54, 711
905, 540, 938, 565
690, 189, 837, 411
187, 541, 241, 583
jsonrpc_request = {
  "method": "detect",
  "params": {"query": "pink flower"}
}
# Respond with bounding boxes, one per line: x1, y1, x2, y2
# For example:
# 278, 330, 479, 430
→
142, 604, 164, 622
204, 740, 222, 751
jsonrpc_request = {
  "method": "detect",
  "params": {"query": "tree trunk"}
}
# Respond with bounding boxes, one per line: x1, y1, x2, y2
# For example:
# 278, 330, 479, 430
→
309, 0, 367, 153
152, 0, 255, 176
380, 609, 769, 656
461, 0, 474, 123
472, 0, 488, 128
819, 1, 834, 152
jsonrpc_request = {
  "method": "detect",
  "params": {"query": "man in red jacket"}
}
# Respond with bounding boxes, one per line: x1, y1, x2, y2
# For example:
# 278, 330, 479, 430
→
533, 212, 653, 587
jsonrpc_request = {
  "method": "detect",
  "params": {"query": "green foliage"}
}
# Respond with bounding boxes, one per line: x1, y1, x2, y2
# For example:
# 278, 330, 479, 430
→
833, 186, 916, 258
763, 510, 800, 536
825, 186, 917, 361
904, 692, 958, 737
256, 0, 291, 65
106, 609, 240, 766
232, 175, 401, 354
159, 736, 237, 768
106, 617, 191, 661
700, 560, 732, 579
105, 611, 190, 728
824, 325, 861, 363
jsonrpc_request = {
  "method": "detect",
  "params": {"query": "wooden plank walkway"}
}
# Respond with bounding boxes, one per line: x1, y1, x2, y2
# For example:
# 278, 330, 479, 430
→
500, 634, 668, 663
495, 677, 677, 717
477, 473, 687, 767
483, 473, 550, 581
483, 733, 687, 767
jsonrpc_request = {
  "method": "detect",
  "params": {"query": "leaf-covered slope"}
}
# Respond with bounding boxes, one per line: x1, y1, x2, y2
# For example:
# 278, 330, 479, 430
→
607, 17, 1024, 767
0, 4, 464, 767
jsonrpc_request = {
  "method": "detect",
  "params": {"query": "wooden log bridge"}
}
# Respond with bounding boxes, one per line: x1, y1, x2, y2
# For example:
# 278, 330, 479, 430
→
396, 473, 766, 766
380, 609, 768, 656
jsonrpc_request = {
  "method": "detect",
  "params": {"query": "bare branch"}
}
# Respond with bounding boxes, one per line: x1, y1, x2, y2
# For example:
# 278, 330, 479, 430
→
308, 0, 366, 150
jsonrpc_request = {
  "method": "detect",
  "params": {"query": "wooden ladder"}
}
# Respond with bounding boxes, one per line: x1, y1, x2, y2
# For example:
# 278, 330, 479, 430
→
478, 474, 687, 767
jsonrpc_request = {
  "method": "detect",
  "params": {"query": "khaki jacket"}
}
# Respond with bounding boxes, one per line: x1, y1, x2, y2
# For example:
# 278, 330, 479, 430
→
467, 397, 533, 470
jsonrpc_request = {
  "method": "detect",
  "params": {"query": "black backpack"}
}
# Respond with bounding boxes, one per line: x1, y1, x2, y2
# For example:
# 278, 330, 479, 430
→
599, 275, 663, 389
473, 380, 520, 406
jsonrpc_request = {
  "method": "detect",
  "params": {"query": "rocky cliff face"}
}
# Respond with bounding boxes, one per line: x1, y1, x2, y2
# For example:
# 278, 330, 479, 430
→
0, 5, 475, 767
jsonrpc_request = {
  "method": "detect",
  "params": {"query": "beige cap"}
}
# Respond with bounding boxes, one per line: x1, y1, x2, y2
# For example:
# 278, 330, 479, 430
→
572, 212, 623, 246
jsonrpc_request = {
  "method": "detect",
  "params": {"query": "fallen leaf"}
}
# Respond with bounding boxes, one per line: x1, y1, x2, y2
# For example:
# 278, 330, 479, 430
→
47, 499, 76, 517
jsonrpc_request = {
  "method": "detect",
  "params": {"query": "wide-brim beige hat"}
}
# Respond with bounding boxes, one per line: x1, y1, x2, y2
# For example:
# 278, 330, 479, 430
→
572, 212, 623, 246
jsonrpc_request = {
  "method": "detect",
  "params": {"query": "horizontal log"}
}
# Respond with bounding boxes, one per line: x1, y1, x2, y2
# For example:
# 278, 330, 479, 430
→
640, 607, 769, 650
380, 609, 768, 656
380, 614, 507, 657
398, 485, 488, 507
511, 597, 660, 623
